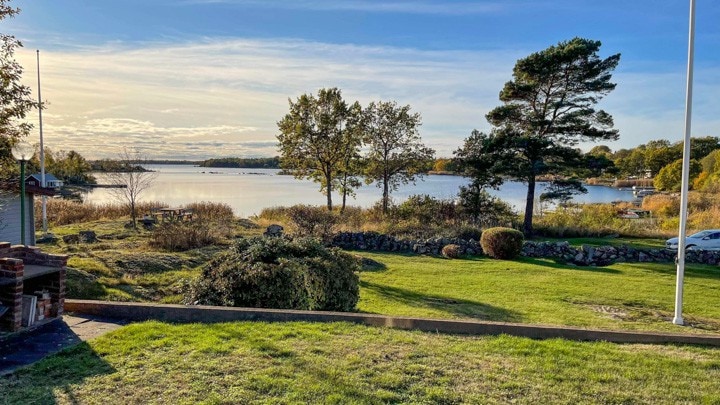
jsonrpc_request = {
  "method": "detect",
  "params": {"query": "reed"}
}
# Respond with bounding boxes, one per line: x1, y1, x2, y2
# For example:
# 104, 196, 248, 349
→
185, 201, 234, 222
613, 178, 654, 188
35, 199, 166, 226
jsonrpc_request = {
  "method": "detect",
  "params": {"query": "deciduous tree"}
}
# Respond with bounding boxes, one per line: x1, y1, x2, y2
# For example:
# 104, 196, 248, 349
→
277, 88, 362, 211
29, 148, 95, 184
0, 1, 39, 175
362, 101, 435, 213
688, 136, 720, 160
644, 144, 680, 178
615, 147, 646, 178
105, 148, 158, 228
588, 145, 612, 157
654, 159, 702, 192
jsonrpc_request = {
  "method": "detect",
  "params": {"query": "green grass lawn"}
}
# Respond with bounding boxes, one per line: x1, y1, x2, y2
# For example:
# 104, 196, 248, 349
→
11, 222, 720, 403
43, 220, 720, 334
357, 253, 720, 334
2, 321, 719, 404
535, 236, 666, 249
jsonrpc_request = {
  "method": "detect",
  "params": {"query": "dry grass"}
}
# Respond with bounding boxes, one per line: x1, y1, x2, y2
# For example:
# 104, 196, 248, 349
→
184, 201, 234, 223
613, 178, 654, 188
256, 205, 385, 235
642, 192, 720, 232
35, 199, 166, 226
36, 199, 235, 227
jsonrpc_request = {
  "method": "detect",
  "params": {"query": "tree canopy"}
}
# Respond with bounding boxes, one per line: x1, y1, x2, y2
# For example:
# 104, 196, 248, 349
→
277, 88, 362, 211
612, 136, 720, 179
199, 157, 280, 169
654, 158, 702, 192
0, 1, 38, 175
28, 148, 95, 184
458, 37, 621, 235
362, 101, 434, 213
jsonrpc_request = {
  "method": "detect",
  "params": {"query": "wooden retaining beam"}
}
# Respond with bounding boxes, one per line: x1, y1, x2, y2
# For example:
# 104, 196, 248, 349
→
65, 299, 720, 346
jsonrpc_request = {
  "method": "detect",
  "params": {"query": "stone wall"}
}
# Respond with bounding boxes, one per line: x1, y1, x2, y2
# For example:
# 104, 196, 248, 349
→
330, 232, 720, 266
522, 241, 720, 266
331, 232, 482, 256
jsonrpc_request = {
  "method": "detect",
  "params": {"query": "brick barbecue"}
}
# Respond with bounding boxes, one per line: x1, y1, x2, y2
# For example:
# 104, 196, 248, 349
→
0, 243, 67, 332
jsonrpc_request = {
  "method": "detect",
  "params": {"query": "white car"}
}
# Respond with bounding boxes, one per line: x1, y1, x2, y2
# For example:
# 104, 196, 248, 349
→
666, 230, 720, 251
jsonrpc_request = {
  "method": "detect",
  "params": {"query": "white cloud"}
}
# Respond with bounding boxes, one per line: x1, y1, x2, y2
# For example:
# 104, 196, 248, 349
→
18, 38, 521, 159
16, 37, 717, 159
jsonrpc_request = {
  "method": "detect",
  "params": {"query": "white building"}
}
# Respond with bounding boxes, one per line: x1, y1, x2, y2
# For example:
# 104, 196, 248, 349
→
0, 180, 55, 245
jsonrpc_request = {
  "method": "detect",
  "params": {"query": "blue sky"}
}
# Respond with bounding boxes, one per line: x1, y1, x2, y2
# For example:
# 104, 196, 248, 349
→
4, 0, 720, 159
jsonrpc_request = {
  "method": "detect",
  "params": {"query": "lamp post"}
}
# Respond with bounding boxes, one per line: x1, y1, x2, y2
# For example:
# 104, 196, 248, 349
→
11, 141, 35, 245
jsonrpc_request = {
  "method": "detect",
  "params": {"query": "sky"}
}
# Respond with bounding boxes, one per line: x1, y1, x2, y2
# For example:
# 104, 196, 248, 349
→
3, 0, 720, 160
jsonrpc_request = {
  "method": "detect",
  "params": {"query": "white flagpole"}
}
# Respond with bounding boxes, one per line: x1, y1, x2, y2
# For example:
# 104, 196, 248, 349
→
37, 49, 48, 236
673, 0, 696, 326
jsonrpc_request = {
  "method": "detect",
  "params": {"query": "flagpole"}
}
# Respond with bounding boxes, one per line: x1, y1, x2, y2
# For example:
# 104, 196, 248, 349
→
673, 0, 696, 326
37, 49, 48, 236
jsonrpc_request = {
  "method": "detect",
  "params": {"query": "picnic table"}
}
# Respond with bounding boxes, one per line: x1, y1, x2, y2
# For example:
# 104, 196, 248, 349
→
149, 207, 194, 223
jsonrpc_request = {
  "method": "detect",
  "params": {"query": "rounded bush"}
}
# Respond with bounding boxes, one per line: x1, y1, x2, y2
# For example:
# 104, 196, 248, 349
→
480, 227, 524, 260
441, 244, 462, 259
185, 237, 359, 311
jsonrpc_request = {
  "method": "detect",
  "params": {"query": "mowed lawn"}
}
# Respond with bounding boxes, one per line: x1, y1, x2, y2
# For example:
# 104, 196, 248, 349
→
357, 253, 720, 334
2, 321, 720, 404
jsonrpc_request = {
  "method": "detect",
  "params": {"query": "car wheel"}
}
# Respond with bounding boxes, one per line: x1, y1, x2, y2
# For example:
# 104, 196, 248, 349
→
686, 244, 696, 251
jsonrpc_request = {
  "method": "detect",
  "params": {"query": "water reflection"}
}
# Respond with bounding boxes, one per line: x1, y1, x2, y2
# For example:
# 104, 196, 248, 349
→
83, 165, 636, 217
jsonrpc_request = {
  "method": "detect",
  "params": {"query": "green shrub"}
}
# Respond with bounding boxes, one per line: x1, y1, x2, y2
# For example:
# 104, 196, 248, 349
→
394, 195, 457, 225
457, 186, 516, 227
185, 237, 359, 311
480, 227, 524, 260
286, 205, 338, 239
149, 220, 230, 251
454, 225, 483, 241
441, 244, 462, 259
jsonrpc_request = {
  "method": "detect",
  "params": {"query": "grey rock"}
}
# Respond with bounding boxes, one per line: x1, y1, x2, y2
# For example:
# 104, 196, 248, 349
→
79, 230, 98, 243
62, 234, 80, 244
263, 224, 284, 237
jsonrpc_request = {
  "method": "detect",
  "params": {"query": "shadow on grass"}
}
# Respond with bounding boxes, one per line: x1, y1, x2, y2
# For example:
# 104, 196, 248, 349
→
0, 328, 115, 404
360, 280, 521, 322
517, 257, 622, 274
359, 257, 387, 272
65, 268, 110, 300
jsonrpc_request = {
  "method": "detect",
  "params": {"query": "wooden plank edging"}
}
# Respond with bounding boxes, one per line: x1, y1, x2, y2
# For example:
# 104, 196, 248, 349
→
64, 299, 720, 346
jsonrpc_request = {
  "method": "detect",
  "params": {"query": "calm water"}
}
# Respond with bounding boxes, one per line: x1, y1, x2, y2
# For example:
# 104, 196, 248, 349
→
85, 165, 636, 217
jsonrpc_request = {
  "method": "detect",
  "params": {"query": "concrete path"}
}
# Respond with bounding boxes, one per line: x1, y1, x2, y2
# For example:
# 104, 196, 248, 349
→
0, 314, 128, 376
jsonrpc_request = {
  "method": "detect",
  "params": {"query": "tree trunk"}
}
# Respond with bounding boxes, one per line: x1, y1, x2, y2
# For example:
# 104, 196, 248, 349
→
523, 175, 536, 237
341, 186, 347, 213
325, 173, 333, 211
130, 200, 137, 229
382, 176, 390, 214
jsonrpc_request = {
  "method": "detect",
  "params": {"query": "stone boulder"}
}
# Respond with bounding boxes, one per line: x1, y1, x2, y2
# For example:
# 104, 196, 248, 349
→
79, 230, 99, 243
263, 224, 284, 237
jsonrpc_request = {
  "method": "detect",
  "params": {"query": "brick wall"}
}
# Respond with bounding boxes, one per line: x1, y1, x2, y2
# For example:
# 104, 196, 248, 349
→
0, 256, 24, 331
0, 243, 67, 332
